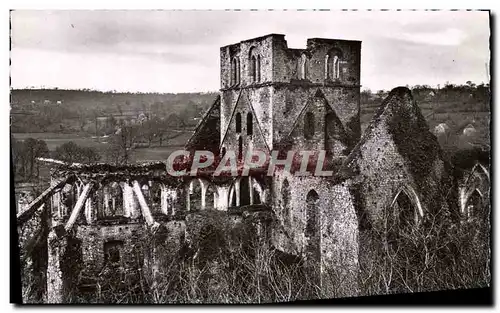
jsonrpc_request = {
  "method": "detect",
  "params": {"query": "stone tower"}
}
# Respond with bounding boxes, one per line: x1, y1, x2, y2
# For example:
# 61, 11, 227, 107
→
219, 34, 361, 162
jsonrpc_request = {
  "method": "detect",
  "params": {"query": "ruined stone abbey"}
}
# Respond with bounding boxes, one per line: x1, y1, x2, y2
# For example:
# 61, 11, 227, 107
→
16, 34, 490, 302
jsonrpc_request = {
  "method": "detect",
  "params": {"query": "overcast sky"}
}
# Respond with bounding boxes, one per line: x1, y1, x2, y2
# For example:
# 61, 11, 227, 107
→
10, 10, 490, 93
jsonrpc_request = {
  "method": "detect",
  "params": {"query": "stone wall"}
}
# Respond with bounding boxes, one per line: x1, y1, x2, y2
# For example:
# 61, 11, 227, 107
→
270, 169, 359, 296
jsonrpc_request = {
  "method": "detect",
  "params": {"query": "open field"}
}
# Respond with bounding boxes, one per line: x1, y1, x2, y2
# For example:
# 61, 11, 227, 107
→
12, 129, 195, 162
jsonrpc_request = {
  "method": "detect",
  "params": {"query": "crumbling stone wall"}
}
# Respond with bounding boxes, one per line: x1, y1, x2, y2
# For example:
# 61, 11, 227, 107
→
340, 87, 449, 231
336, 87, 453, 294
270, 169, 359, 295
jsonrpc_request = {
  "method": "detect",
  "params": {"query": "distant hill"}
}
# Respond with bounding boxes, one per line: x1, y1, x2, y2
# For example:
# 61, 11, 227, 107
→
11, 89, 219, 113
10, 89, 219, 133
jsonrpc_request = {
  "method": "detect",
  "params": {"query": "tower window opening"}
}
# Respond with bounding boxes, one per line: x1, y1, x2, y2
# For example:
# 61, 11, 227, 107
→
304, 112, 315, 139
236, 112, 242, 133
247, 112, 253, 136
251, 56, 257, 82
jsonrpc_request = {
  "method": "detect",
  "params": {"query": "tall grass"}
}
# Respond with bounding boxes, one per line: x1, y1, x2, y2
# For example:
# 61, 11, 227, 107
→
23, 204, 490, 304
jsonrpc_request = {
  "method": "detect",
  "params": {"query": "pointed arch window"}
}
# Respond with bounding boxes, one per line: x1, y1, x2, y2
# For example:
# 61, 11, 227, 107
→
304, 112, 315, 139
465, 189, 483, 220
236, 57, 240, 84
326, 50, 342, 80
251, 56, 257, 83
231, 58, 237, 85
305, 189, 320, 262
298, 54, 308, 80
390, 186, 424, 227
235, 112, 242, 133
282, 179, 291, 229
256, 55, 261, 82
247, 112, 253, 136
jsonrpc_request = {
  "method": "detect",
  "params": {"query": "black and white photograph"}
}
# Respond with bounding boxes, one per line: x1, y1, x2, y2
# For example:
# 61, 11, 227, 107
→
10, 9, 491, 304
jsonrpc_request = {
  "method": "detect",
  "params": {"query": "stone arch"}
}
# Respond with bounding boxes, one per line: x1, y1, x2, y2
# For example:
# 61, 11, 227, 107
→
460, 163, 490, 217
228, 176, 262, 207
390, 185, 424, 226
186, 178, 214, 211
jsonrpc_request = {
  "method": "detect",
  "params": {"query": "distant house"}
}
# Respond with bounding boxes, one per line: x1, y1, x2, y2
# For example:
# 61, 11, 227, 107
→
56, 100, 63, 105
44, 100, 51, 105
423, 90, 436, 102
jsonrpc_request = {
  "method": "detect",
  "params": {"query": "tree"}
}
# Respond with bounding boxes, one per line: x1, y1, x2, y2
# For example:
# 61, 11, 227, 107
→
142, 118, 158, 147
15, 138, 49, 181
106, 124, 139, 164
361, 89, 372, 103
53, 141, 101, 164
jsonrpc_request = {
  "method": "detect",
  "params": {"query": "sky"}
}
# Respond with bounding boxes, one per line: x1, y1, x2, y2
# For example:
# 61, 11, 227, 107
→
10, 10, 490, 93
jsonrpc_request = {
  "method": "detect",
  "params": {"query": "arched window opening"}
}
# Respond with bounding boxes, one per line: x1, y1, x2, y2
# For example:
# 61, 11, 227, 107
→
282, 179, 291, 229
305, 190, 320, 261
298, 54, 308, 80
247, 112, 253, 136
326, 50, 342, 80
333, 56, 340, 79
251, 56, 257, 83
61, 183, 77, 218
141, 184, 150, 202
240, 177, 251, 206
253, 187, 262, 204
324, 54, 329, 79
188, 179, 203, 211
238, 136, 243, 161
231, 58, 235, 85
395, 190, 418, 227
104, 240, 124, 265
465, 189, 483, 220
235, 112, 242, 133
150, 183, 162, 213
305, 190, 319, 238
304, 112, 315, 139
205, 184, 216, 210
102, 182, 124, 217
229, 184, 237, 207
256, 55, 261, 82
236, 57, 240, 84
